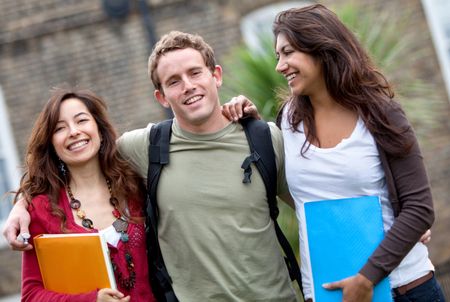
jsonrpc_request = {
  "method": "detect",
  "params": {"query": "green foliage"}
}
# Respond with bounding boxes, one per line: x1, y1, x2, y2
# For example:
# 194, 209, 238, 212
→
337, 4, 421, 76
220, 34, 287, 121
335, 3, 442, 137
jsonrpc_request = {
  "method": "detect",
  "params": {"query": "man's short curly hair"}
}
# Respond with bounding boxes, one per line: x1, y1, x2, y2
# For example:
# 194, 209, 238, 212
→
148, 31, 216, 92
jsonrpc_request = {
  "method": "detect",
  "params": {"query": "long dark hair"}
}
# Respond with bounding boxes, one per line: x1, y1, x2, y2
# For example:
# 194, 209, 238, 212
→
14, 87, 145, 230
274, 4, 413, 156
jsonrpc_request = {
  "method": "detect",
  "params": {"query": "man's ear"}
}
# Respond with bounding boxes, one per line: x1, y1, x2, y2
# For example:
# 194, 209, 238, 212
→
213, 65, 223, 88
154, 89, 170, 108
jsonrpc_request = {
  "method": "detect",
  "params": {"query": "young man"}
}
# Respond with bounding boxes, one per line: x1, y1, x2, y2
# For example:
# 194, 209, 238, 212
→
4, 31, 299, 301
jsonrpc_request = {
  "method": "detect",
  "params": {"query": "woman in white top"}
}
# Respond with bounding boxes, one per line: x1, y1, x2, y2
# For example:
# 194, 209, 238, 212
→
223, 4, 445, 302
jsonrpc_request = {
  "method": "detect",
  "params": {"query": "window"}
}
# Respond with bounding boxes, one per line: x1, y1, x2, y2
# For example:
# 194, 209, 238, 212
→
0, 86, 20, 246
422, 0, 450, 100
240, 1, 312, 52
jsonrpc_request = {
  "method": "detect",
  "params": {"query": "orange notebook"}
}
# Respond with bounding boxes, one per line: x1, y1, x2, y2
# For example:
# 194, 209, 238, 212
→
34, 233, 116, 294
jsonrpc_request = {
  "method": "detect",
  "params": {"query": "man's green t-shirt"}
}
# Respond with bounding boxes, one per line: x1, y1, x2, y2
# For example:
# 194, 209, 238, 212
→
117, 120, 297, 302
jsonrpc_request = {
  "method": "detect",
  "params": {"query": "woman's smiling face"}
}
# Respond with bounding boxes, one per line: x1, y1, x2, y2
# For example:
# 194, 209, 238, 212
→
275, 33, 324, 97
51, 98, 101, 168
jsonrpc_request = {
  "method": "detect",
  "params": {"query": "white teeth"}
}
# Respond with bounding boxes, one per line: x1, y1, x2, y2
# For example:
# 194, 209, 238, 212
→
184, 95, 202, 105
68, 140, 88, 150
286, 73, 296, 81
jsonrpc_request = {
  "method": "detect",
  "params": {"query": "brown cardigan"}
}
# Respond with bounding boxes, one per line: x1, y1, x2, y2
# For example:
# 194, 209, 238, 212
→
359, 105, 435, 284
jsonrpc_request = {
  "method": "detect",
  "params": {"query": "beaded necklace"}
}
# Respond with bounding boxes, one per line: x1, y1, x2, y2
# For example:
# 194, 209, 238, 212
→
66, 179, 136, 289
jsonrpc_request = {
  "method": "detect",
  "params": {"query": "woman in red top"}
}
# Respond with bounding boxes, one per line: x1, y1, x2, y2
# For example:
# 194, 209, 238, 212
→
16, 87, 155, 302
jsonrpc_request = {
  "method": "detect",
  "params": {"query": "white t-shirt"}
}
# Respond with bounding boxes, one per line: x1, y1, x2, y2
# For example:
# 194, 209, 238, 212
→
281, 112, 433, 300
99, 225, 121, 247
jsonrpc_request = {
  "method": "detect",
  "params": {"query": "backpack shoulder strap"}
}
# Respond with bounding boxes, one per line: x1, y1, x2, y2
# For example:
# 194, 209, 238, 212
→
148, 119, 172, 204
240, 118, 278, 218
146, 119, 178, 302
240, 117, 303, 296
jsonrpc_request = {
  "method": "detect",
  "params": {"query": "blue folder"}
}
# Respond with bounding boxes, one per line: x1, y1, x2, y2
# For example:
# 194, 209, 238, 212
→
304, 196, 393, 302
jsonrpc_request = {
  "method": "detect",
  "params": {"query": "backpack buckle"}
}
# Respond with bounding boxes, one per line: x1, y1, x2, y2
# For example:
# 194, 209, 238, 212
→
241, 151, 260, 183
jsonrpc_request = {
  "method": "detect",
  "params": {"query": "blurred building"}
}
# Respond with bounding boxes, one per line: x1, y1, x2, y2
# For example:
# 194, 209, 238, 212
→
0, 0, 449, 298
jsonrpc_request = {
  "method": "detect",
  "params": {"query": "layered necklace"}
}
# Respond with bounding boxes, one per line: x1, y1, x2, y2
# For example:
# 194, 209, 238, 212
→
66, 179, 136, 290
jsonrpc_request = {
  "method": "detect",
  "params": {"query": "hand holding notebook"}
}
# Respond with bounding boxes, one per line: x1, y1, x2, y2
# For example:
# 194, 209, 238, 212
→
304, 196, 393, 302
34, 233, 116, 294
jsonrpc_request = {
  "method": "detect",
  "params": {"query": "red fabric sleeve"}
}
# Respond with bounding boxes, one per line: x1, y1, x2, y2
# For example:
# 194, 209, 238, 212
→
21, 195, 98, 302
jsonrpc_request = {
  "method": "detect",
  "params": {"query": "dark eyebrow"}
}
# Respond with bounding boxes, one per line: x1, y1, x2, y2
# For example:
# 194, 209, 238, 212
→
276, 43, 289, 55
163, 76, 178, 86
280, 44, 291, 52
56, 112, 90, 124
74, 112, 89, 119
164, 66, 203, 84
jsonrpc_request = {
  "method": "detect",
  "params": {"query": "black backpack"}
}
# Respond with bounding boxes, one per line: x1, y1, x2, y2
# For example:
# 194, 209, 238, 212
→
145, 118, 303, 302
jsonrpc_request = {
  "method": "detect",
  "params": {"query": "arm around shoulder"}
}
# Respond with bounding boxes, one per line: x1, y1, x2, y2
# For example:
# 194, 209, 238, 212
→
2, 198, 32, 251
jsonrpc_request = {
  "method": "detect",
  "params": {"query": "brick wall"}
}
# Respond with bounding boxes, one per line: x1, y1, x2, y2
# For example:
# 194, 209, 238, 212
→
0, 0, 449, 297
0, 1, 160, 156
0, 0, 284, 295
0, 0, 282, 154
